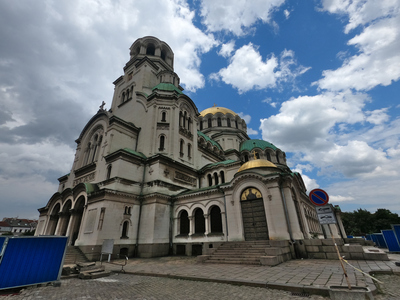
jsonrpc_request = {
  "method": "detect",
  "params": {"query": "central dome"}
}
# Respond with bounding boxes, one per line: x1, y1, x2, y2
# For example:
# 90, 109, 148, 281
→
199, 106, 238, 117
237, 159, 278, 173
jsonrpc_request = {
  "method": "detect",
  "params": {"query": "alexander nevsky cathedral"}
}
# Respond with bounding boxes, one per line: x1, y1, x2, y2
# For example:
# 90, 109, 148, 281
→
36, 36, 344, 260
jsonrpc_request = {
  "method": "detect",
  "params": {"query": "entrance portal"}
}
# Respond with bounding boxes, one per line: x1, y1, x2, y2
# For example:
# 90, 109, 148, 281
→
240, 187, 269, 240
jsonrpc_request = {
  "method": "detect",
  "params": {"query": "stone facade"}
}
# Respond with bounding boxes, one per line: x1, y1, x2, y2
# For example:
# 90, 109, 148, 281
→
36, 36, 343, 259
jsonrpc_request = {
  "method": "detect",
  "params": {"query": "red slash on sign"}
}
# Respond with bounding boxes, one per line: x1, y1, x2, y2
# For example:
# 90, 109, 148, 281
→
309, 189, 329, 206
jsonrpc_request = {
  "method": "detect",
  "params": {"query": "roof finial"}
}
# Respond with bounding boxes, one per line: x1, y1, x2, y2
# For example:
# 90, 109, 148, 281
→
213, 103, 217, 107
252, 150, 257, 160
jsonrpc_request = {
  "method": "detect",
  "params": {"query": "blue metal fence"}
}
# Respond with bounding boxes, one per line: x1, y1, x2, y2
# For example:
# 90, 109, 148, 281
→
392, 224, 400, 243
382, 230, 400, 252
0, 237, 5, 250
373, 233, 388, 248
0, 236, 67, 290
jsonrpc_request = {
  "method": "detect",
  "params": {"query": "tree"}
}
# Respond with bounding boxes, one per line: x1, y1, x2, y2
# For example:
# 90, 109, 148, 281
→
342, 208, 400, 236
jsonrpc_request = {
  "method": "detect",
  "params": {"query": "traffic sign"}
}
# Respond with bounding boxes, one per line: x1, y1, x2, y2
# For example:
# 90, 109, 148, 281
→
309, 189, 329, 206
317, 212, 337, 224
315, 205, 332, 214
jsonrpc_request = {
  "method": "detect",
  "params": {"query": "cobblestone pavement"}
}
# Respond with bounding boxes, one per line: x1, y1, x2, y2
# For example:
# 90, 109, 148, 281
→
2, 274, 329, 300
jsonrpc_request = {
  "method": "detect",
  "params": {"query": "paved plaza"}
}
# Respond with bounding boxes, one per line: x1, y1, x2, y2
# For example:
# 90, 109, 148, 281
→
1, 253, 400, 299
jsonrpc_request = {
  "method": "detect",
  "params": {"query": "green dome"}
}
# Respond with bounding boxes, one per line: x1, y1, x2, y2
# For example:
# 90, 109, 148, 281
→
240, 139, 278, 152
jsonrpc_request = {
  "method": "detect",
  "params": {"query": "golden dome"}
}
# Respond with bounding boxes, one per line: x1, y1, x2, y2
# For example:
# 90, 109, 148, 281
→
237, 159, 278, 173
199, 106, 238, 117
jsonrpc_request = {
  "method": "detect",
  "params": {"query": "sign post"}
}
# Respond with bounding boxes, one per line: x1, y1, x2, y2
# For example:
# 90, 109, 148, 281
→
308, 189, 351, 290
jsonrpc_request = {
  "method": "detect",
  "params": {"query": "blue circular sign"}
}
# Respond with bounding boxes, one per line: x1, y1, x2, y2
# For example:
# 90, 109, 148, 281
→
309, 189, 329, 206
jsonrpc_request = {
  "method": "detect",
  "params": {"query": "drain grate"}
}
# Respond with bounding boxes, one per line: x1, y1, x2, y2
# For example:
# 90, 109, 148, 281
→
291, 292, 310, 298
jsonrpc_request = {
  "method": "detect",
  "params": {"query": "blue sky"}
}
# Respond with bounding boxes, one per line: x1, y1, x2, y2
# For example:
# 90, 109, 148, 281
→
0, 0, 399, 220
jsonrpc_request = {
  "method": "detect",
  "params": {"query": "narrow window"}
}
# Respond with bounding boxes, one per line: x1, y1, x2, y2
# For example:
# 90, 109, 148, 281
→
227, 119, 231, 127
266, 152, 271, 161
179, 210, 189, 235
91, 136, 98, 163
179, 112, 183, 127
255, 152, 260, 159
180, 139, 184, 157
98, 208, 105, 230
208, 119, 212, 128
161, 112, 166, 122
106, 165, 112, 180
188, 117, 191, 131
121, 221, 129, 238
187, 143, 191, 158
161, 50, 166, 61
200, 121, 203, 130
214, 172, 219, 185
208, 174, 213, 186
220, 171, 225, 184
244, 154, 249, 162
159, 135, 165, 151
217, 117, 222, 127
183, 112, 187, 129
276, 154, 280, 164
235, 120, 238, 128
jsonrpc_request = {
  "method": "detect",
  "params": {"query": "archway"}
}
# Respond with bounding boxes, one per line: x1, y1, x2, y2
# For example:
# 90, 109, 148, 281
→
70, 196, 85, 245
59, 200, 72, 236
47, 203, 61, 235
240, 187, 269, 240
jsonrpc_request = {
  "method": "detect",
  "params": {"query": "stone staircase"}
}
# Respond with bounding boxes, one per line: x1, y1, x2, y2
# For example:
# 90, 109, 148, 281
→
63, 246, 89, 265
203, 240, 270, 265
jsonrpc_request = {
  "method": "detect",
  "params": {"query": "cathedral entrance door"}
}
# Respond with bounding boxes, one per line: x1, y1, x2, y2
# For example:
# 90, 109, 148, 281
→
240, 188, 269, 241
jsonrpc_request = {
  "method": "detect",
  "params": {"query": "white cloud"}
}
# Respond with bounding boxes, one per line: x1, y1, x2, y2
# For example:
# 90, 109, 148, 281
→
262, 97, 278, 108
211, 44, 309, 93
365, 108, 390, 125
316, 1, 400, 92
247, 128, 258, 135
218, 41, 235, 58
238, 112, 252, 124
284, 9, 290, 19
200, 0, 286, 35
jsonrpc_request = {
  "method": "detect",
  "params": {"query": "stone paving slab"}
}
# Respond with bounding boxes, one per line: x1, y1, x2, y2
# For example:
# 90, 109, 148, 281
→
102, 255, 400, 296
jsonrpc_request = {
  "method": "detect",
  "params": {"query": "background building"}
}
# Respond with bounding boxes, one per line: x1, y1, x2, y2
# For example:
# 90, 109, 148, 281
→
36, 36, 327, 258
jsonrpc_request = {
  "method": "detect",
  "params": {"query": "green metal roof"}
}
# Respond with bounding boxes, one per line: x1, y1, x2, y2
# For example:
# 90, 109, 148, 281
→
152, 83, 183, 94
197, 131, 222, 150
240, 139, 278, 152
123, 148, 147, 159
202, 159, 237, 170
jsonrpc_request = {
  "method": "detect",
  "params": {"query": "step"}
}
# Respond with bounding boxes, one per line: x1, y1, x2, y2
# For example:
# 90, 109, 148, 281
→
204, 260, 260, 265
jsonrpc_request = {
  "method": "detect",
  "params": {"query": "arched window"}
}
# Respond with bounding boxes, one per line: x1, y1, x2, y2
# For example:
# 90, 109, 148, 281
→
161, 50, 166, 61
227, 119, 231, 127
128, 207, 131, 215
214, 172, 219, 185
235, 120, 238, 128
159, 135, 165, 151
200, 120, 203, 130
208, 119, 212, 128
161, 112, 166, 122
179, 111, 183, 127
244, 154, 249, 162
220, 171, 225, 184
122, 92, 126, 102
276, 154, 280, 164
194, 208, 205, 234
121, 221, 129, 238
255, 152, 260, 159
146, 44, 155, 55
217, 117, 222, 127
187, 143, 191, 158
179, 210, 189, 235
266, 152, 271, 161
210, 206, 223, 233
208, 174, 213, 186
126, 89, 130, 100
188, 117, 191, 131
106, 164, 112, 180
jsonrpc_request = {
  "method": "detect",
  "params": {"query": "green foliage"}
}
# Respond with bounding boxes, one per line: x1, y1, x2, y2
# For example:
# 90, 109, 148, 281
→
342, 208, 400, 236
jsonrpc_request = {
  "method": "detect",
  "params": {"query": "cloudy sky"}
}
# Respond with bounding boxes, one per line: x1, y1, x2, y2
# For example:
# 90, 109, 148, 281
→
1, 0, 399, 220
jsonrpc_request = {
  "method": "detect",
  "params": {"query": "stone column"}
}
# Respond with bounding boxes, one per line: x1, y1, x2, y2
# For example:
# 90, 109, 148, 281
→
188, 216, 194, 235
204, 214, 209, 236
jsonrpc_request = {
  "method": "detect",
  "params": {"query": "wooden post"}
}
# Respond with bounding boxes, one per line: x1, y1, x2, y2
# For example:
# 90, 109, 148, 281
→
329, 225, 351, 290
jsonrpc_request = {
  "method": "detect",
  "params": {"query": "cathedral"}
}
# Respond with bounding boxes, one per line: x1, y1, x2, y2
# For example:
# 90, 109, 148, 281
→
36, 36, 329, 259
